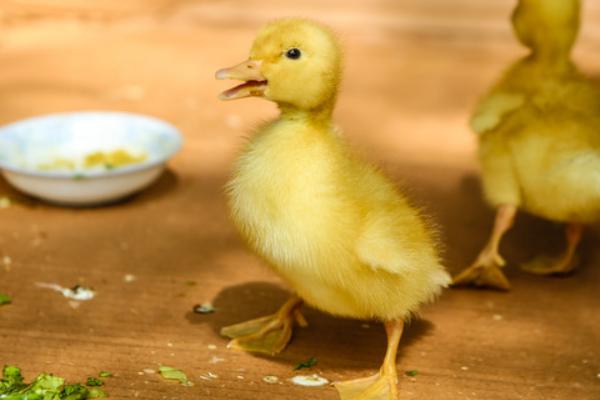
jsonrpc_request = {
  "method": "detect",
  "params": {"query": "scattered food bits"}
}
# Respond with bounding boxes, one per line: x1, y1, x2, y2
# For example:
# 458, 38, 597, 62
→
99, 371, 113, 378
35, 282, 95, 301
0, 197, 12, 209
86, 377, 104, 387
209, 356, 225, 364
262, 375, 279, 384
0, 365, 107, 399
492, 314, 503, 321
123, 274, 137, 283
193, 303, 215, 314
361, 323, 370, 329
158, 366, 193, 387
142, 369, 156, 375
294, 357, 318, 370
405, 370, 419, 377
199, 372, 219, 381
290, 374, 329, 387
461, 366, 469, 371
207, 344, 217, 350
0, 293, 11, 306
236, 375, 245, 380
2, 256, 12, 266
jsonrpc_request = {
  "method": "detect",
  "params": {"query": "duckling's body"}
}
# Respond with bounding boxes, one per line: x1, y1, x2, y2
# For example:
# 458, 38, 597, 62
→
216, 18, 449, 400
228, 113, 446, 321
454, 0, 600, 289
477, 59, 600, 224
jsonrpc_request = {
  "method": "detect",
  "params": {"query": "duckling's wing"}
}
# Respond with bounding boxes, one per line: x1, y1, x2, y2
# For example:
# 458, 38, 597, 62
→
470, 92, 526, 135
355, 211, 444, 278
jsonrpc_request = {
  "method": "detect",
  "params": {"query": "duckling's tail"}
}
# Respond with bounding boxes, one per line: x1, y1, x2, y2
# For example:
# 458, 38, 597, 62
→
548, 150, 600, 221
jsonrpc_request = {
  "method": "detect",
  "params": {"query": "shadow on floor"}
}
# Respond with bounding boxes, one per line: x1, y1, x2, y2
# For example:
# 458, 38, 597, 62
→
186, 281, 436, 370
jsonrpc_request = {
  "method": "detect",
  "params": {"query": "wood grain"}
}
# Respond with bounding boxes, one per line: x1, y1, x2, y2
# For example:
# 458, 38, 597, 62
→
0, 1, 599, 399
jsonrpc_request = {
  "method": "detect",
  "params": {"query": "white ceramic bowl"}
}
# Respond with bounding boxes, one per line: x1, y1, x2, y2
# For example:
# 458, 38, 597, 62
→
0, 111, 182, 206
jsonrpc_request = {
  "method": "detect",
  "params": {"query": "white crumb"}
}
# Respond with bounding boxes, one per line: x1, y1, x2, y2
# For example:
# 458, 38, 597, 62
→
262, 375, 279, 384
290, 374, 329, 387
35, 282, 95, 300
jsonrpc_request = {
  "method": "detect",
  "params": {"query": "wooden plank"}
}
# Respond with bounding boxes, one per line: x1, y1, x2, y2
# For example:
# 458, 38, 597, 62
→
0, 1, 599, 399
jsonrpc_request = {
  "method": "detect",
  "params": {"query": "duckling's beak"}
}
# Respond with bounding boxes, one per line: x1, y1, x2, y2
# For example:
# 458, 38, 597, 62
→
215, 60, 267, 101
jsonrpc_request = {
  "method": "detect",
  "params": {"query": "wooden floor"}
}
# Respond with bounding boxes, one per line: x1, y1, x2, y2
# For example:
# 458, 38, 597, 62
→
1, 1, 599, 399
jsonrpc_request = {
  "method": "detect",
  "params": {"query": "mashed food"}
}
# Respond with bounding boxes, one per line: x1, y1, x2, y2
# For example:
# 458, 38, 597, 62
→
39, 149, 147, 171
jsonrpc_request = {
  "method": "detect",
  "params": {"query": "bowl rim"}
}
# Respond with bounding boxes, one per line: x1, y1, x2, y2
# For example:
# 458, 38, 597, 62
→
0, 110, 183, 179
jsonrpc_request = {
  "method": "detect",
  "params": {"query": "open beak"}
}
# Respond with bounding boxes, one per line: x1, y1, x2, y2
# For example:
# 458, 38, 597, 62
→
215, 60, 267, 101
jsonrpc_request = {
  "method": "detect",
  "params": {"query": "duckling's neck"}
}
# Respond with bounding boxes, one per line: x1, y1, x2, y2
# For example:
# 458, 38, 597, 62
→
277, 100, 335, 128
528, 45, 572, 66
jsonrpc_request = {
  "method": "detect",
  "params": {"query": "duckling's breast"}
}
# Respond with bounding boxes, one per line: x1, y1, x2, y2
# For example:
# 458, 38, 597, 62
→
226, 121, 360, 277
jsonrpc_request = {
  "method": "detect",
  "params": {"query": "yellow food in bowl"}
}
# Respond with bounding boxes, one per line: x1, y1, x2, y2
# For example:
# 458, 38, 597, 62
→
84, 149, 147, 169
38, 149, 147, 171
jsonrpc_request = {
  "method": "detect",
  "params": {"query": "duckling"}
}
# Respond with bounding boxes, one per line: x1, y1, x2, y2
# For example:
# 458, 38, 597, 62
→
453, 0, 600, 290
216, 18, 450, 399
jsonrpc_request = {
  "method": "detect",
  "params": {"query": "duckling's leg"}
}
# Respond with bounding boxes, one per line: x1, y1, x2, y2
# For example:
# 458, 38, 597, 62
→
452, 204, 517, 290
335, 320, 403, 400
520, 223, 583, 275
220, 296, 307, 356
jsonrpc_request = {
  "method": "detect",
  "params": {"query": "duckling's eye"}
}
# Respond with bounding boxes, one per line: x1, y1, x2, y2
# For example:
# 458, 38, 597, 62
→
285, 48, 302, 60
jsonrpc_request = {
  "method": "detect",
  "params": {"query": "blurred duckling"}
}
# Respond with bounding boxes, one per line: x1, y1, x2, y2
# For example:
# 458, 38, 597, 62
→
453, 0, 600, 290
216, 18, 450, 399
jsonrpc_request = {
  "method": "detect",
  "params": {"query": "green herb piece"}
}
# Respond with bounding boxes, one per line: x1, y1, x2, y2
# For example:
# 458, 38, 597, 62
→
0, 365, 26, 393
184, 281, 196, 286
86, 377, 103, 387
98, 372, 112, 378
88, 388, 107, 398
61, 383, 89, 399
158, 366, 192, 386
73, 174, 85, 180
405, 369, 418, 377
294, 357, 317, 370
0, 294, 11, 306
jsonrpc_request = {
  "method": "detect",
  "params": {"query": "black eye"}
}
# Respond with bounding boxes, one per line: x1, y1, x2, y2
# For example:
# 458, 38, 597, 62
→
285, 48, 302, 60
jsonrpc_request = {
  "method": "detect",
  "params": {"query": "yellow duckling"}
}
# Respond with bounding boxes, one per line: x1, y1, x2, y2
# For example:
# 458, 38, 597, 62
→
453, 0, 600, 290
216, 19, 450, 399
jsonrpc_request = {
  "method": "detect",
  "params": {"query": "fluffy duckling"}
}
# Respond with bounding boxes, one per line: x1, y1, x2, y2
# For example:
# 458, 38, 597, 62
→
453, 0, 600, 290
216, 19, 450, 399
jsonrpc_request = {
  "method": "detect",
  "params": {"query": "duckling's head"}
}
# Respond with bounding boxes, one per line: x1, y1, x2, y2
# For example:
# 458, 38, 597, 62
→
512, 0, 580, 57
216, 19, 342, 111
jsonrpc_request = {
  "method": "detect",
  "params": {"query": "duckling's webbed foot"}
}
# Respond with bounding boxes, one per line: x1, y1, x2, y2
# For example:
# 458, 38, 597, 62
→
452, 259, 511, 290
520, 223, 583, 275
452, 204, 517, 291
335, 372, 397, 400
335, 320, 403, 400
220, 296, 306, 356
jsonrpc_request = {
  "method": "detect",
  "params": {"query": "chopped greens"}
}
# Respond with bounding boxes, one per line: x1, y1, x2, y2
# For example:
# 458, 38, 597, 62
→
0, 365, 26, 393
405, 369, 419, 377
294, 357, 318, 370
0, 294, 11, 306
87, 388, 106, 398
97, 372, 112, 379
0, 365, 108, 399
85, 378, 103, 387
158, 366, 192, 386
